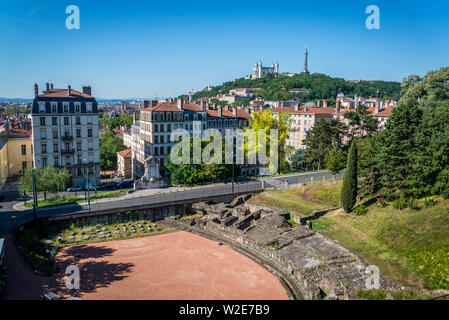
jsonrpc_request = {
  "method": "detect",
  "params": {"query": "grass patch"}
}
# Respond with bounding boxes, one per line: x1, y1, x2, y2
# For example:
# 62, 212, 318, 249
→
89, 189, 131, 200
355, 289, 429, 300
24, 189, 133, 208
15, 219, 60, 275
250, 180, 342, 216
267, 241, 279, 248
317, 198, 449, 290
24, 196, 81, 208
283, 213, 298, 228
310, 219, 331, 231
180, 212, 204, 220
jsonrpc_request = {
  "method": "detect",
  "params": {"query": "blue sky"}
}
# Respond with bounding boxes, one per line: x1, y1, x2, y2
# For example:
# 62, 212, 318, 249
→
1, 0, 448, 99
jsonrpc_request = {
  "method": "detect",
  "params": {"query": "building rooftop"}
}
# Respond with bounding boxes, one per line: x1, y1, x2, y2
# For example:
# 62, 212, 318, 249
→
117, 148, 131, 158
37, 88, 94, 99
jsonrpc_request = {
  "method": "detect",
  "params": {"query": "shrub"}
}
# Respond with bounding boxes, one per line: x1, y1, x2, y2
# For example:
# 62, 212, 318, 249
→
341, 141, 358, 213
376, 197, 387, 208
353, 205, 368, 216
408, 198, 420, 210
422, 198, 435, 208
392, 197, 407, 210
442, 189, 449, 200
69, 222, 76, 230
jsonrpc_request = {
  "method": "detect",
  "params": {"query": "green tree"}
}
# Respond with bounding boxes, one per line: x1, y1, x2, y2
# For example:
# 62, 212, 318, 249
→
325, 147, 347, 175
341, 141, 358, 213
100, 131, 127, 171
19, 167, 70, 200
303, 119, 347, 170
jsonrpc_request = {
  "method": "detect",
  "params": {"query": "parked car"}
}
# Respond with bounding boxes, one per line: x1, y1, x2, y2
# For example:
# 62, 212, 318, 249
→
67, 187, 82, 192
116, 180, 133, 189
82, 184, 99, 191
101, 183, 117, 190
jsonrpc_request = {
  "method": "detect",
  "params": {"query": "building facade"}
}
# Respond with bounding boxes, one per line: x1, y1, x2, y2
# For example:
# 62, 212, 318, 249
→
0, 120, 33, 188
117, 148, 132, 178
31, 83, 100, 188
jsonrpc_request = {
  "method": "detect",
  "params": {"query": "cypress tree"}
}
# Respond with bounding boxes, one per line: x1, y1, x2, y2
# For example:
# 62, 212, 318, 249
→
341, 140, 358, 213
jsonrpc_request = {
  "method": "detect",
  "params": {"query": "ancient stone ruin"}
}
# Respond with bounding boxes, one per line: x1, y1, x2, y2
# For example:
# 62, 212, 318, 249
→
173, 195, 397, 299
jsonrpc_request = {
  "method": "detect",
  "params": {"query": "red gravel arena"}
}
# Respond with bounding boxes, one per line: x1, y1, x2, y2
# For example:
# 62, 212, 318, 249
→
43, 231, 289, 300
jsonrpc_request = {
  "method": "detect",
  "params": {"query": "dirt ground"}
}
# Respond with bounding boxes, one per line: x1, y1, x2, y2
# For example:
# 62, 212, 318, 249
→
40, 231, 288, 300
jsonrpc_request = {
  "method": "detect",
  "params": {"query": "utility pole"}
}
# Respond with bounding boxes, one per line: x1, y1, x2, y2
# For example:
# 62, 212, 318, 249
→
84, 159, 90, 212
232, 161, 235, 194
31, 168, 37, 220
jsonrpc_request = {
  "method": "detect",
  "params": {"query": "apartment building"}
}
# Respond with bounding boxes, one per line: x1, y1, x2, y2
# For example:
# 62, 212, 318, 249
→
273, 103, 335, 150
131, 99, 253, 179
31, 83, 100, 188
0, 120, 33, 188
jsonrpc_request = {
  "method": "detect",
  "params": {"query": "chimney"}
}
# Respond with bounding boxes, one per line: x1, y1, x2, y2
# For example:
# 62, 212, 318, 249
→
143, 100, 149, 108
323, 99, 328, 108
68, 85, 72, 96
177, 98, 183, 110
317, 100, 321, 107
205, 102, 210, 110
82, 85, 92, 96
151, 100, 158, 108
168, 98, 174, 103
232, 108, 237, 116
200, 100, 206, 111
218, 106, 222, 117
304, 106, 308, 112
34, 83, 39, 97
294, 103, 299, 112
51, 83, 54, 90
46, 83, 50, 92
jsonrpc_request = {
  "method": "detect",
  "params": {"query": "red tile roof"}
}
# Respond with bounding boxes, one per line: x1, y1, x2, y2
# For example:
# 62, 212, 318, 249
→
38, 88, 93, 99
272, 106, 336, 114
117, 148, 131, 158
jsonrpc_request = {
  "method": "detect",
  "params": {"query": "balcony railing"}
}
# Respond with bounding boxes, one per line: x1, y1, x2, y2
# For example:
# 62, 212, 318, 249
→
62, 135, 73, 141
61, 148, 75, 154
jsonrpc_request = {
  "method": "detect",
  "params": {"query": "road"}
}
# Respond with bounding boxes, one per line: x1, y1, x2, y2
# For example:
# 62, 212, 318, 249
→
0, 170, 337, 234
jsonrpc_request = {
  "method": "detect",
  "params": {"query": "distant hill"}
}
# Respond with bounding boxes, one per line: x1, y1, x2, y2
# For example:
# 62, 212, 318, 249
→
190, 73, 401, 105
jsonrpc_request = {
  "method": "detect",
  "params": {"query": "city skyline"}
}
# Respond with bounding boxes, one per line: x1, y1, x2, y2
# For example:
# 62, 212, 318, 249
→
1, 0, 449, 99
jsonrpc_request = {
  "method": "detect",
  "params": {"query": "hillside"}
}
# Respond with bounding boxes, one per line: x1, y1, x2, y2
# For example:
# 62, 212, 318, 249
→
251, 180, 449, 292
191, 73, 401, 104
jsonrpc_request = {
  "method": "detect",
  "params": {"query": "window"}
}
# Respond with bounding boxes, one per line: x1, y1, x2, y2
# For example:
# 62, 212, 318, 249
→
76, 129, 81, 138
77, 142, 82, 151
39, 103, 45, 113
75, 103, 80, 113
167, 124, 171, 132
160, 135, 164, 144
76, 117, 81, 125
40, 117, 46, 126
64, 117, 69, 125
77, 155, 82, 164
42, 158, 47, 166
88, 129, 92, 137
63, 103, 69, 113
160, 124, 164, 132
53, 143, 58, 153
52, 117, 58, 125
22, 161, 27, 169
52, 130, 58, 139
64, 131, 70, 138
86, 103, 92, 113
21, 145, 26, 155
41, 143, 47, 154
88, 142, 93, 150
154, 135, 158, 144
65, 143, 70, 151
54, 157, 59, 167
40, 130, 47, 140
51, 103, 57, 113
